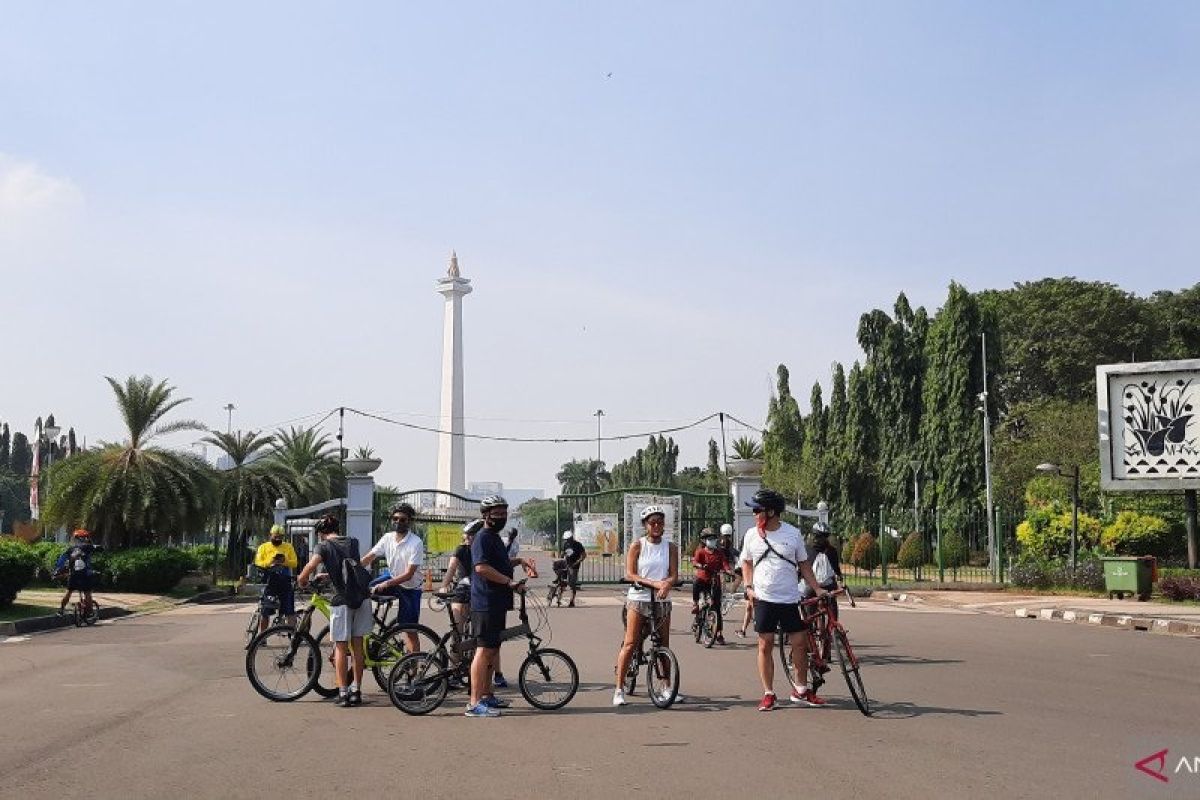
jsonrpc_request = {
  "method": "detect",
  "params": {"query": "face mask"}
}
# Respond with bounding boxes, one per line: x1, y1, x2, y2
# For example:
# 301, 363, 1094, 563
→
271, 537, 282, 545
485, 516, 507, 531
393, 520, 410, 534
704, 539, 717, 549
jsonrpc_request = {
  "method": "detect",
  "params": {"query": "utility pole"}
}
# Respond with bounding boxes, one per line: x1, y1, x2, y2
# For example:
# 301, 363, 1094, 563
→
979, 333, 996, 581
594, 409, 605, 463
223, 403, 236, 434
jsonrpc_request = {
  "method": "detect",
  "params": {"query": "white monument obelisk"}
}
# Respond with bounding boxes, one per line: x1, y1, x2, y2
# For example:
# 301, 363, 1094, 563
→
436, 251, 471, 505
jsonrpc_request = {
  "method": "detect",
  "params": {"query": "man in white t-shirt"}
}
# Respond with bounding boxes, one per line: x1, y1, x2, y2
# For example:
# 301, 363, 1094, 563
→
364, 502, 425, 653
740, 489, 827, 712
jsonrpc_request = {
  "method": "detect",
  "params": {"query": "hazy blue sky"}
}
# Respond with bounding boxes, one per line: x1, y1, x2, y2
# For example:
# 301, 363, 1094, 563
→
3, 2, 1198, 494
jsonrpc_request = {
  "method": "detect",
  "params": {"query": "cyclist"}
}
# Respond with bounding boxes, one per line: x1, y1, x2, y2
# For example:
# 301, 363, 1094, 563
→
559, 530, 587, 607
739, 489, 827, 711
493, 524, 530, 689
253, 525, 298, 632
363, 502, 425, 655
613, 505, 679, 707
800, 522, 844, 620
441, 519, 483, 638
467, 495, 537, 718
297, 515, 371, 707
55, 529, 98, 616
691, 528, 731, 644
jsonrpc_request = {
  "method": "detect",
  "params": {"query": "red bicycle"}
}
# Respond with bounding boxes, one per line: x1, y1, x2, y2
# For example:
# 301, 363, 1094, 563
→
779, 588, 870, 716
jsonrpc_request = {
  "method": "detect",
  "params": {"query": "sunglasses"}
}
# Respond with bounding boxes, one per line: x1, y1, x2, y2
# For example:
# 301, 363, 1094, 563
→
645, 518, 665, 526
391, 516, 411, 522
751, 507, 767, 514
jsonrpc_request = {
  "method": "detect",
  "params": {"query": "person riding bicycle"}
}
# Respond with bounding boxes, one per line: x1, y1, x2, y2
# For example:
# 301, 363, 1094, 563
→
690, 528, 731, 645
800, 522, 844, 620
613, 504, 679, 707
362, 502, 425, 655
56, 529, 98, 617
739, 488, 828, 711
557, 530, 586, 607
254, 525, 298, 632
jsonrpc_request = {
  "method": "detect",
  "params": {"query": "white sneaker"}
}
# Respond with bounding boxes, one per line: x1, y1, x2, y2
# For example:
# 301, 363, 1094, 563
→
612, 689, 627, 707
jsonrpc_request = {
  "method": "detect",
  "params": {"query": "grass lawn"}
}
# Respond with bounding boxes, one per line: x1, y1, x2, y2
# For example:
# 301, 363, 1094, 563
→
0, 601, 58, 623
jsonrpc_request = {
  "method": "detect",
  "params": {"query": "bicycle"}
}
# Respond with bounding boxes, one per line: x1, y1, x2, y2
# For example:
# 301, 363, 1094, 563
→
245, 579, 439, 702
620, 584, 680, 708
719, 572, 742, 618
690, 582, 719, 648
244, 591, 288, 649
387, 581, 579, 715
778, 588, 870, 716
546, 559, 572, 607
73, 594, 99, 627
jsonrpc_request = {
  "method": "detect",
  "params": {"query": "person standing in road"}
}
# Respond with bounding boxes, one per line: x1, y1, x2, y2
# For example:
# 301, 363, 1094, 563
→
560, 530, 587, 607
739, 489, 827, 711
362, 502, 425, 654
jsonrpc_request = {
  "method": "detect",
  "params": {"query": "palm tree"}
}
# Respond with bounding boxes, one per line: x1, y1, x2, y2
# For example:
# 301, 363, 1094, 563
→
556, 459, 610, 511
269, 426, 344, 505
42, 376, 215, 548
204, 430, 293, 574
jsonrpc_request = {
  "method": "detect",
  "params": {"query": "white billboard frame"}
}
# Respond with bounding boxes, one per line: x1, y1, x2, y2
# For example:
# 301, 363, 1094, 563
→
1097, 359, 1200, 491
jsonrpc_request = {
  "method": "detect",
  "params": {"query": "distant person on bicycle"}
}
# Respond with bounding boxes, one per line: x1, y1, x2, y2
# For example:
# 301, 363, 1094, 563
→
56, 529, 98, 616
362, 502, 425, 655
691, 528, 731, 644
739, 489, 827, 711
467, 495, 538, 717
613, 505, 679, 707
297, 515, 370, 708
801, 522, 844, 619
559, 530, 587, 607
254, 525, 298, 632
441, 519, 483, 638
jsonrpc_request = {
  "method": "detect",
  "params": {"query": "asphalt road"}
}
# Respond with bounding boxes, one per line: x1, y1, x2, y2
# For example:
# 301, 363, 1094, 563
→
2, 588, 1196, 800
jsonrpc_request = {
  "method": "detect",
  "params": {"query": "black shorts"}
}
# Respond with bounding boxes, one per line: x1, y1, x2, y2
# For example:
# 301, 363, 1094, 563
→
471, 608, 508, 649
754, 600, 808, 635
67, 572, 92, 592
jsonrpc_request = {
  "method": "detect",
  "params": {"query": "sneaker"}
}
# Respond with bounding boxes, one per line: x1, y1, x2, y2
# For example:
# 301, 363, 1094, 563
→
758, 692, 777, 712
568, 600, 575, 608
334, 692, 351, 708
612, 689, 628, 707
792, 688, 827, 707
348, 690, 362, 706
715, 634, 726, 645
464, 702, 501, 718
735, 628, 746, 638
493, 673, 508, 688
690, 604, 699, 615
482, 694, 511, 709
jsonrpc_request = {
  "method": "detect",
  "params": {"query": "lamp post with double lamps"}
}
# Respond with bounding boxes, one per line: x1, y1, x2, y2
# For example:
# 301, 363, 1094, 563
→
1036, 462, 1080, 577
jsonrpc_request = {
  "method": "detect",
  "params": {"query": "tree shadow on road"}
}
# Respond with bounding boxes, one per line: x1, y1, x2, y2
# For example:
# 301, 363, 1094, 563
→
868, 701, 1002, 720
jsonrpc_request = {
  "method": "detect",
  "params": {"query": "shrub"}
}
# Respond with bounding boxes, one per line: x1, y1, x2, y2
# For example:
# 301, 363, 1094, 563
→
897, 532, 925, 573
1159, 576, 1200, 602
186, 544, 220, 572
31, 541, 68, 582
94, 547, 198, 593
1016, 507, 1101, 560
850, 533, 879, 574
1009, 555, 1053, 589
1045, 553, 1106, 592
940, 530, 968, 578
841, 536, 855, 568
0, 539, 39, 608
1101, 511, 1171, 557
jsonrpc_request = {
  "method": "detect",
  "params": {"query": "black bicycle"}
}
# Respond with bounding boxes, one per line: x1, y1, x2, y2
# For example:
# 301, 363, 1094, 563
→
620, 584, 680, 708
387, 582, 579, 715
690, 579, 725, 649
546, 559, 572, 607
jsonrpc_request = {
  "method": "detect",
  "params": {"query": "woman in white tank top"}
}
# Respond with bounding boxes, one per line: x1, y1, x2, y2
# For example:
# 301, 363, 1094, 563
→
612, 505, 679, 706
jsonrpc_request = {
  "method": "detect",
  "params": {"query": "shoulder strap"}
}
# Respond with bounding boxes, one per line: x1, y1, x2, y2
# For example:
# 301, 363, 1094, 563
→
753, 534, 797, 568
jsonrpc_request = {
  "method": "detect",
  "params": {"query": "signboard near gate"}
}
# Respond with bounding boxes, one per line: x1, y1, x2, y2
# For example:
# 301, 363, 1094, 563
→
573, 513, 620, 555
622, 494, 682, 551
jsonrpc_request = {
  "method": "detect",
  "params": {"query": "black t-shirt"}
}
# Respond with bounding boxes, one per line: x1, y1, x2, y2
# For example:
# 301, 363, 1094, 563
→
470, 529, 514, 612
316, 537, 358, 607
562, 539, 586, 567
453, 543, 474, 584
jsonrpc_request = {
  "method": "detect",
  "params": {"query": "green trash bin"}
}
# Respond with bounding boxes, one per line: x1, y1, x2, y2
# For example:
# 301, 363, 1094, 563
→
1101, 556, 1155, 601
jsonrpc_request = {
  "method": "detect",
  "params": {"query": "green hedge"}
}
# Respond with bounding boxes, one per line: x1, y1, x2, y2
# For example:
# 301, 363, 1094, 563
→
93, 547, 198, 593
32, 541, 68, 581
0, 540, 39, 608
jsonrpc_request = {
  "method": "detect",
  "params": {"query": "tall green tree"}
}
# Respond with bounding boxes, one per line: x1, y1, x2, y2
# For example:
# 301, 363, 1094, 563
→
42, 376, 215, 547
763, 364, 805, 499
704, 438, 725, 494
0, 423, 9, 468
204, 430, 293, 572
797, 381, 826, 503
557, 459, 611, 496
270, 425, 344, 505
842, 361, 878, 518
9, 432, 32, 476
609, 436, 679, 488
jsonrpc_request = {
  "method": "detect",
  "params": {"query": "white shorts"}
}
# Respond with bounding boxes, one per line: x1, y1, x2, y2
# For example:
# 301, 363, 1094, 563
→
330, 602, 374, 642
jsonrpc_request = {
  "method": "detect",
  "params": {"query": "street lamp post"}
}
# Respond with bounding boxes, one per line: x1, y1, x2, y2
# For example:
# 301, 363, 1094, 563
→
909, 459, 921, 536
224, 403, 236, 434
1036, 462, 1080, 576
594, 409, 604, 463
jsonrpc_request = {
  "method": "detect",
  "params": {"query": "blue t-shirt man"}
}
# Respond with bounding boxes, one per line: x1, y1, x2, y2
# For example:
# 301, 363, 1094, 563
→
470, 527, 514, 612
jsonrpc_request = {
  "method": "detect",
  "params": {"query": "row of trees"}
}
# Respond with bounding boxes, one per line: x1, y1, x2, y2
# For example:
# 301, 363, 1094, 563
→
0, 415, 80, 534
761, 278, 1200, 538
38, 376, 347, 573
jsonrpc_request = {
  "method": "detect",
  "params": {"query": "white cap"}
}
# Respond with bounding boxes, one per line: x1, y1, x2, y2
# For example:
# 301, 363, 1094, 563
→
719, 523, 733, 536
562, 530, 574, 540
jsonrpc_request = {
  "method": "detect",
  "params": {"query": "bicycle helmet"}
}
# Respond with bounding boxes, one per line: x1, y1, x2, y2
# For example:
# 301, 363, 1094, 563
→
479, 495, 508, 514
389, 502, 416, 518
73, 529, 91, 539
562, 530, 574, 540
746, 488, 786, 514
719, 523, 733, 537
811, 521, 831, 538
269, 524, 285, 537
462, 519, 485, 536
640, 505, 666, 523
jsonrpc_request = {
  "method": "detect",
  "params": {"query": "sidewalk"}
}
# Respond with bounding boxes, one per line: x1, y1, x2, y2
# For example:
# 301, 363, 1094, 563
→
886, 589, 1200, 637
1, 588, 229, 636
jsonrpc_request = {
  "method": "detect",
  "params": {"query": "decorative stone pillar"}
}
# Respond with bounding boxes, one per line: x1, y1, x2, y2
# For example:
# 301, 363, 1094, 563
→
727, 458, 763, 548
436, 251, 471, 504
345, 474, 376, 554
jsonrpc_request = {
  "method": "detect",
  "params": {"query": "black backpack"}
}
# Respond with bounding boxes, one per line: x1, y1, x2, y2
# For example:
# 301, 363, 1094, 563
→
332, 538, 372, 610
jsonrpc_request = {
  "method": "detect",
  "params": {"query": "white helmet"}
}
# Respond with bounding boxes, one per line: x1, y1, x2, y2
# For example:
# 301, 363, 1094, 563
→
640, 505, 666, 523
719, 523, 733, 537
562, 530, 574, 540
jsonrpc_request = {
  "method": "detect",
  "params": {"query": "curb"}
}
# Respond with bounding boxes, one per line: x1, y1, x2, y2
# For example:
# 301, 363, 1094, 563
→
1007, 605, 1200, 637
0, 606, 132, 636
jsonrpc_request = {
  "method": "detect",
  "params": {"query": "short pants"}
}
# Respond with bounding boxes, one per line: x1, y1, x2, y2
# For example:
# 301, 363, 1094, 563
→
471, 608, 508, 649
330, 601, 374, 642
396, 587, 421, 625
753, 599, 808, 635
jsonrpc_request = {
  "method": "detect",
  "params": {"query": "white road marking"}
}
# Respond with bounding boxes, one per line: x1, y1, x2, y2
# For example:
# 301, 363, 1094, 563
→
1, 635, 31, 644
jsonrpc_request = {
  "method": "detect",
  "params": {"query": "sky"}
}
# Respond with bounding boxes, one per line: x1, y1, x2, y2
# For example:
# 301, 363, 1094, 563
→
2, 1, 1199, 495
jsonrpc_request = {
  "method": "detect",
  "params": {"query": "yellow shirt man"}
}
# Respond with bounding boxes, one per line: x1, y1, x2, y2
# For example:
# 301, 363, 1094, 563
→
255, 525, 298, 570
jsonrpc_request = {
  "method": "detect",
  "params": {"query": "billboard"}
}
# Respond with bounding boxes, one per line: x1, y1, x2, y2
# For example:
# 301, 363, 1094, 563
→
622, 493, 682, 551
423, 523, 464, 554
572, 513, 620, 555
1098, 359, 1200, 491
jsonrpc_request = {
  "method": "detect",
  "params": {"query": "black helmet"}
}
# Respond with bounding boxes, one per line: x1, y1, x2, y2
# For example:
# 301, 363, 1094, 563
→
389, 502, 416, 518
314, 514, 340, 535
479, 495, 508, 514
462, 519, 485, 536
746, 489, 786, 514
811, 522, 831, 538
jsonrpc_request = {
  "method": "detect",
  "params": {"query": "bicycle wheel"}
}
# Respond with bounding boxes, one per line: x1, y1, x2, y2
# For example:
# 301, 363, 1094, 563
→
387, 653, 449, 715
546, 583, 560, 606
312, 626, 342, 699
73, 602, 84, 628
369, 623, 442, 691
832, 627, 870, 716
426, 594, 446, 613
85, 601, 99, 626
778, 632, 807, 694
700, 609, 719, 648
244, 608, 262, 649
646, 647, 679, 708
245, 626, 320, 702
518, 647, 579, 710
621, 656, 638, 695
